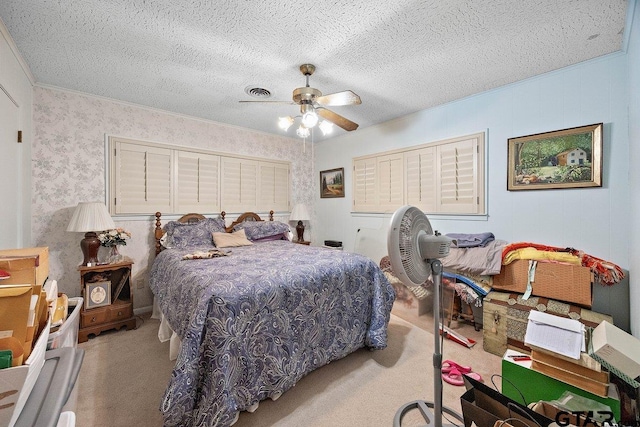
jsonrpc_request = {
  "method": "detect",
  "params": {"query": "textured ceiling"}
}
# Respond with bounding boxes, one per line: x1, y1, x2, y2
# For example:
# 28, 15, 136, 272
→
0, 1, 629, 141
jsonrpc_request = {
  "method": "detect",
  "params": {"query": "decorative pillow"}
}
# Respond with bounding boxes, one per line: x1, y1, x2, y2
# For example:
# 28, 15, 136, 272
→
232, 221, 291, 241
250, 232, 289, 242
212, 229, 254, 248
164, 217, 226, 248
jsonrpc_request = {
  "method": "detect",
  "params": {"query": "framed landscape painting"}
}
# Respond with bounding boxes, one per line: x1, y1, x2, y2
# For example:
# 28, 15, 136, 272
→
507, 123, 603, 191
320, 167, 345, 198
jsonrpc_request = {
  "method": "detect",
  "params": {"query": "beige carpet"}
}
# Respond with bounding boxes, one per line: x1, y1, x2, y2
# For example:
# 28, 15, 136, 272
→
76, 312, 502, 426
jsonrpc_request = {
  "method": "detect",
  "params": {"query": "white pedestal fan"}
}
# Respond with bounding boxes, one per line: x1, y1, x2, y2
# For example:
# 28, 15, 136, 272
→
387, 205, 464, 427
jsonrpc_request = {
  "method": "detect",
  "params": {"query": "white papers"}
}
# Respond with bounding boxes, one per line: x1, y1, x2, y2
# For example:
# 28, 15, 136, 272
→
524, 310, 584, 359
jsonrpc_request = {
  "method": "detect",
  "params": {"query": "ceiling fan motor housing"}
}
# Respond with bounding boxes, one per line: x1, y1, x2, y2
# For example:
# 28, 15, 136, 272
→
293, 86, 322, 104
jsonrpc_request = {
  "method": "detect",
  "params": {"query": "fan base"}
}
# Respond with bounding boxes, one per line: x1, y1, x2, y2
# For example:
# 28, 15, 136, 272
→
393, 400, 462, 427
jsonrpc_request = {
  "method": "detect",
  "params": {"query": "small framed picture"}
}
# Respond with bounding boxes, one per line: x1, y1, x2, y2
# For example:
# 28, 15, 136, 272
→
85, 281, 111, 309
320, 167, 345, 198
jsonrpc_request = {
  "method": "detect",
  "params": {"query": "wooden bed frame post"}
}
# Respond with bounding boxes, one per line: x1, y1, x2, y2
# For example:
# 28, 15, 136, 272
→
154, 212, 163, 255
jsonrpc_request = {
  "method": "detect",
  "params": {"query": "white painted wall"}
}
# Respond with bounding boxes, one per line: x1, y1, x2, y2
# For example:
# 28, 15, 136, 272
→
315, 52, 635, 333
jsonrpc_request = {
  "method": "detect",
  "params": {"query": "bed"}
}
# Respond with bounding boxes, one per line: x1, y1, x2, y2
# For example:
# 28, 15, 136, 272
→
149, 211, 395, 427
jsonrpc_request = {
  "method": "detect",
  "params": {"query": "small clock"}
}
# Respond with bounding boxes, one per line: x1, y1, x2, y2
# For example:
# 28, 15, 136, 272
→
85, 281, 111, 309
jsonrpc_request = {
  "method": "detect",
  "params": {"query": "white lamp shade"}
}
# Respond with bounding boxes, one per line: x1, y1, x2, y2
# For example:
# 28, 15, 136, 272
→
290, 204, 311, 221
67, 202, 116, 232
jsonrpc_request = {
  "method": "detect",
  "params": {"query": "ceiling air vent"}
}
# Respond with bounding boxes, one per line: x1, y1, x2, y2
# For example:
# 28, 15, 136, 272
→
245, 86, 272, 98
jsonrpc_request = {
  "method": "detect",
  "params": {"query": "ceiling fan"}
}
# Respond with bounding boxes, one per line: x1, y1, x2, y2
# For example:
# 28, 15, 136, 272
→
240, 64, 361, 134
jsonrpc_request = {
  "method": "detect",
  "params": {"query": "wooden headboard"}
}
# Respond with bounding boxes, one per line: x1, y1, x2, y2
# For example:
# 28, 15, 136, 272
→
154, 210, 275, 255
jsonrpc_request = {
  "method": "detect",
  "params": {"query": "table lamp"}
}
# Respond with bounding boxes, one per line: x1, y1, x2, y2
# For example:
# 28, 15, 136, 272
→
67, 202, 116, 266
290, 203, 310, 242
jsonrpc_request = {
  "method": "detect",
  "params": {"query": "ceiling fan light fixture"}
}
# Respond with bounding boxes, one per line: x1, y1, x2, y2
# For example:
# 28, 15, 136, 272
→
301, 111, 318, 128
278, 116, 294, 131
300, 104, 319, 128
296, 125, 310, 138
318, 120, 333, 135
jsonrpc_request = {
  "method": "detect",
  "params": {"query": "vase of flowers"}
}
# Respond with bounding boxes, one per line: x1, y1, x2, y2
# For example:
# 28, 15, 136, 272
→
98, 228, 131, 263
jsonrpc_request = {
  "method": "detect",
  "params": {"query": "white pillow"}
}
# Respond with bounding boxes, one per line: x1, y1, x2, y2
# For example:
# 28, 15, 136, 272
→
212, 229, 253, 248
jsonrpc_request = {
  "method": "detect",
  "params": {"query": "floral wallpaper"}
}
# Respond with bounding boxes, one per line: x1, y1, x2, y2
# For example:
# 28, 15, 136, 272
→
32, 86, 314, 309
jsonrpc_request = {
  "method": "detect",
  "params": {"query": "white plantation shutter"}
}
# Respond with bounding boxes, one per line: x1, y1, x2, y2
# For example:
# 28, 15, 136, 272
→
259, 162, 289, 211
176, 152, 220, 213
377, 154, 403, 212
437, 137, 479, 213
113, 141, 172, 214
405, 147, 437, 212
221, 157, 258, 212
353, 158, 377, 211
273, 165, 289, 210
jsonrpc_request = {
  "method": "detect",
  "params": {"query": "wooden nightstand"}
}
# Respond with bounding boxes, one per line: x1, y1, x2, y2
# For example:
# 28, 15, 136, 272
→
78, 260, 136, 343
293, 240, 311, 245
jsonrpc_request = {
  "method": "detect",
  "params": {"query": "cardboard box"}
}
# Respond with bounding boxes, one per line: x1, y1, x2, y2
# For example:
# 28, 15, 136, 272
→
590, 320, 640, 382
0, 317, 50, 427
492, 260, 593, 307
0, 247, 49, 288
501, 349, 621, 420
0, 285, 32, 348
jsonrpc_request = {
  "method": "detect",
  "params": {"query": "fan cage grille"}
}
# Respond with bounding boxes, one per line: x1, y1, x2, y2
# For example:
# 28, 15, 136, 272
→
397, 208, 432, 286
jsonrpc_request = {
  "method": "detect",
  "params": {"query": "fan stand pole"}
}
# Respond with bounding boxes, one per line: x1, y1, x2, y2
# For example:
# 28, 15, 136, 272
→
392, 259, 463, 427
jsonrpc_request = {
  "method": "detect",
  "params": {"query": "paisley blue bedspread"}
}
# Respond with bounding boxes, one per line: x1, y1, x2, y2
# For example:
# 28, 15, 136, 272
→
150, 240, 395, 427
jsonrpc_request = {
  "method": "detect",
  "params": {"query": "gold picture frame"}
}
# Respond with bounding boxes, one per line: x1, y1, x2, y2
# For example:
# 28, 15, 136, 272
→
85, 280, 111, 309
507, 123, 603, 191
320, 167, 345, 198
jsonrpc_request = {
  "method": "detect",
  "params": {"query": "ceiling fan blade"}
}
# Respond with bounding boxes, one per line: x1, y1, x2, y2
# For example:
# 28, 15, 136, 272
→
239, 100, 295, 104
317, 108, 359, 131
316, 90, 361, 106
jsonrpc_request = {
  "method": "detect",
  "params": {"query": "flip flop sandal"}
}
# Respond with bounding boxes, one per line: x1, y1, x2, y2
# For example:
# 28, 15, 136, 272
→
442, 360, 472, 374
442, 368, 465, 386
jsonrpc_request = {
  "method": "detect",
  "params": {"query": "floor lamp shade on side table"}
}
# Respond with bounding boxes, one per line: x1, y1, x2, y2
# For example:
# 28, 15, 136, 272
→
67, 202, 116, 266
290, 204, 310, 242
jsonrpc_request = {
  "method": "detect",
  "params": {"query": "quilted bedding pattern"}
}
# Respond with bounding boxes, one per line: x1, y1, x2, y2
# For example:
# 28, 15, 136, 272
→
150, 240, 395, 426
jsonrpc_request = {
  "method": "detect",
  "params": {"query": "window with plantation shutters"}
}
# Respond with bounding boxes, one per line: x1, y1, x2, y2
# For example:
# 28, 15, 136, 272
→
176, 151, 220, 213
112, 139, 172, 214
108, 136, 290, 215
352, 132, 485, 215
